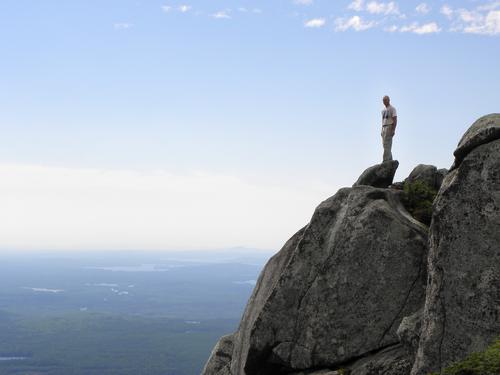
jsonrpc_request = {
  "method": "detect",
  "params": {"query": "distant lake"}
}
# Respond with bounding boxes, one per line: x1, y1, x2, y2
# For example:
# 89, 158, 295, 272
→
233, 280, 257, 286
22, 287, 64, 293
0, 357, 27, 361
84, 264, 176, 272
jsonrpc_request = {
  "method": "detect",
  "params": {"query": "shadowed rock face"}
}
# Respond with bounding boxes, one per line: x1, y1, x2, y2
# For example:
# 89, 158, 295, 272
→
353, 160, 399, 188
411, 114, 500, 375
203, 185, 428, 375
348, 344, 412, 375
290, 344, 412, 375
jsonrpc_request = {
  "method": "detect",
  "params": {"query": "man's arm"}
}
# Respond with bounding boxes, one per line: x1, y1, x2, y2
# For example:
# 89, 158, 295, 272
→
391, 116, 397, 136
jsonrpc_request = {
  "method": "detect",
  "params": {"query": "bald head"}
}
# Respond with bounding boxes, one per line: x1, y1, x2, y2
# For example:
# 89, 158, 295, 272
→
383, 95, 390, 107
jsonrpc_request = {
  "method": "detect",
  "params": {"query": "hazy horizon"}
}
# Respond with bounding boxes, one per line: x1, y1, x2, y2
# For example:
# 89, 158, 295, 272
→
0, 247, 276, 255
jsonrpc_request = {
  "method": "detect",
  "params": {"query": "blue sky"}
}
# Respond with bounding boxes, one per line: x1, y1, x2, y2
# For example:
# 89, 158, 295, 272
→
0, 0, 499, 251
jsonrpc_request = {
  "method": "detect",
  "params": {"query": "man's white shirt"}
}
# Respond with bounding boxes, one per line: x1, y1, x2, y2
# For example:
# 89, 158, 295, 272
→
382, 105, 397, 126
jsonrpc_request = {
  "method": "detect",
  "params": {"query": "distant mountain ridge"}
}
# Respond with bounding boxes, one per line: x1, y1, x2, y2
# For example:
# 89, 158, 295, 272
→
202, 114, 500, 375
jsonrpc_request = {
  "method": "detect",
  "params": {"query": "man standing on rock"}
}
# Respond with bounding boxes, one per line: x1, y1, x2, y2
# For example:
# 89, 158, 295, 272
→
381, 95, 397, 162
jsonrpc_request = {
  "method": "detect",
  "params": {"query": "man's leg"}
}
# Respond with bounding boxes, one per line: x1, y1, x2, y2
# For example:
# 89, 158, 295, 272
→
382, 128, 393, 162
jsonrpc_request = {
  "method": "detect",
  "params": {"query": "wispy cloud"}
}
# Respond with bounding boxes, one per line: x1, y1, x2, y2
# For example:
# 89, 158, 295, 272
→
366, 1, 399, 15
400, 22, 441, 34
348, 0, 399, 15
162, 4, 192, 14
440, 3, 500, 35
477, 1, 500, 12
179, 5, 192, 13
155, 1, 499, 37
113, 23, 133, 30
348, 0, 364, 12
304, 18, 326, 28
335, 16, 375, 31
462, 10, 500, 35
239, 7, 262, 14
384, 25, 398, 32
416, 3, 430, 15
440, 5, 454, 19
212, 10, 231, 19
294, 0, 313, 5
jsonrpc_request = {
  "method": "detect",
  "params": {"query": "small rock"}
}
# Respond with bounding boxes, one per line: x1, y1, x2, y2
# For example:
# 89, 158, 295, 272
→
353, 160, 399, 188
404, 164, 447, 191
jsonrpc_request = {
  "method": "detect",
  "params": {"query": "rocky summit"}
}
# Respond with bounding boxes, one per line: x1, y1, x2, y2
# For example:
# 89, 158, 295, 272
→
202, 114, 500, 375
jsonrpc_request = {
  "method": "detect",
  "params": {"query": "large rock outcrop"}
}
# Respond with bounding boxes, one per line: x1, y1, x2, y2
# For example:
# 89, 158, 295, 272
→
203, 113, 500, 375
203, 171, 428, 374
411, 113, 500, 375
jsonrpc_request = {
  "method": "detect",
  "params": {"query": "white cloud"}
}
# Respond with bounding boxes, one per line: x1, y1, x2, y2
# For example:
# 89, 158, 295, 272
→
0, 164, 332, 251
348, 0, 364, 11
294, 0, 313, 5
477, 1, 500, 12
161, 5, 172, 13
400, 21, 441, 34
349, 1, 399, 15
304, 18, 326, 28
237, 7, 261, 14
440, 3, 500, 36
416, 3, 430, 14
457, 9, 480, 23
212, 10, 231, 19
366, 1, 399, 15
385, 25, 398, 32
441, 5, 453, 19
335, 16, 375, 31
179, 5, 191, 13
113, 23, 133, 30
463, 10, 500, 35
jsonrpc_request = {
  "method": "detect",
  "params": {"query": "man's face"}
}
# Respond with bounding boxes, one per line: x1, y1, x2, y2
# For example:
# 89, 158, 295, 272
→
383, 96, 390, 107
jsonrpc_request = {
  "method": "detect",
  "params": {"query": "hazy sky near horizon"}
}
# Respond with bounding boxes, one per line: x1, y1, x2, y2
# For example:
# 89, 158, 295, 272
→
0, 0, 499, 251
